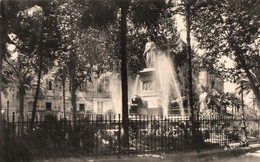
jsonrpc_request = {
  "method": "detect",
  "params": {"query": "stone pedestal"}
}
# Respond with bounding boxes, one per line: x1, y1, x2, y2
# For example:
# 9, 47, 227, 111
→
139, 68, 163, 116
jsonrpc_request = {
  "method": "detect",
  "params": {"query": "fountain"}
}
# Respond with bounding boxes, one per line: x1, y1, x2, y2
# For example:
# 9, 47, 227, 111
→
130, 37, 186, 119
108, 37, 187, 119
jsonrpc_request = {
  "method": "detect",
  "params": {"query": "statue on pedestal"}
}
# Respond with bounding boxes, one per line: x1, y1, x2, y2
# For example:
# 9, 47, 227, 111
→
199, 91, 208, 112
143, 36, 157, 68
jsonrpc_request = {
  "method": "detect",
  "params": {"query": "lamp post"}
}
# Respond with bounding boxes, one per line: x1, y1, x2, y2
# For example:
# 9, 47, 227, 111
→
241, 82, 248, 146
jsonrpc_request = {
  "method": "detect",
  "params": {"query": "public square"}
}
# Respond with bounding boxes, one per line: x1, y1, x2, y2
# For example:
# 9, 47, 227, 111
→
0, 0, 259, 161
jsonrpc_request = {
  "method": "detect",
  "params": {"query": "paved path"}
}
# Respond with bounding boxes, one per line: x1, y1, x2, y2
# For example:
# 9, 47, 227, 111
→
34, 144, 260, 162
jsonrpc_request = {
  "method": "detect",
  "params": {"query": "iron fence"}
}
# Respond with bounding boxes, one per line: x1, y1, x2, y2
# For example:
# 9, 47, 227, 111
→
2, 112, 260, 159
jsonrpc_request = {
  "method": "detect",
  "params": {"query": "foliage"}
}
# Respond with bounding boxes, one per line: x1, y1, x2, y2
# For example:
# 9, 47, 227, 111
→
55, 0, 121, 121
79, 1, 169, 143
1, 125, 31, 161
222, 92, 241, 108
223, 120, 241, 142
4, 1, 63, 126
56, 0, 122, 83
81, 0, 167, 29
37, 115, 64, 143
236, 70, 260, 97
0, 0, 23, 59
80, 0, 169, 77
191, 0, 260, 109
1, 51, 42, 122
2, 59, 35, 92
13, 1, 61, 74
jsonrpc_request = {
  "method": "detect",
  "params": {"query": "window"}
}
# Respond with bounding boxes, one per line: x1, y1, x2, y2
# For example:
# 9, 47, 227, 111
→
96, 114, 103, 121
103, 78, 110, 92
97, 83, 103, 92
46, 80, 52, 90
79, 104, 85, 111
27, 102, 34, 112
48, 81, 52, 90
97, 102, 103, 113
79, 81, 87, 91
46, 102, 52, 111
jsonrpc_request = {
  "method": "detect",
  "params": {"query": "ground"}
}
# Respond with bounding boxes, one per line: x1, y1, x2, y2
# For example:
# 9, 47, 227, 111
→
34, 144, 260, 162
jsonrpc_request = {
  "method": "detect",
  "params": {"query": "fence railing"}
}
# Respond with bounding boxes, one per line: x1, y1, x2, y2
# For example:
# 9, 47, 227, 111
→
2, 113, 260, 159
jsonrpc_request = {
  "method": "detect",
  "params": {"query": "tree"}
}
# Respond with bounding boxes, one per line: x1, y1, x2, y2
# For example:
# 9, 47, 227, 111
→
236, 70, 260, 97
16, 4, 45, 130
0, 0, 23, 123
246, 0, 260, 26
2, 54, 35, 124
191, 0, 260, 110
54, 66, 67, 120
10, 1, 62, 128
56, 0, 116, 121
0, 1, 24, 159
171, 0, 200, 119
81, 0, 167, 147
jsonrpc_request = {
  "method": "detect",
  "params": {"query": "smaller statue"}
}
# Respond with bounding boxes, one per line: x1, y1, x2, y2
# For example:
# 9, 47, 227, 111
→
130, 95, 147, 114
199, 86, 209, 113
143, 36, 157, 68
199, 91, 208, 112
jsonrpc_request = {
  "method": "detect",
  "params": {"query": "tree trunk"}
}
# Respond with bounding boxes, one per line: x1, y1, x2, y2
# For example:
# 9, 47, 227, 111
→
231, 42, 260, 112
70, 79, 77, 121
239, 57, 260, 111
185, 1, 198, 150
186, 2, 193, 120
0, 40, 3, 154
19, 87, 25, 123
120, 3, 129, 148
30, 16, 44, 129
68, 64, 77, 121
0, 49, 2, 123
256, 97, 260, 116
18, 86, 25, 135
62, 78, 66, 120
30, 54, 43, 130
0, 1, 8, 123
0, 1, 8, 154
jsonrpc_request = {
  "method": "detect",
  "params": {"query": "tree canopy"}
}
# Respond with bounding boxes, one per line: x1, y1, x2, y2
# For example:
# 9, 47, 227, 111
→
191, 0, 260, 109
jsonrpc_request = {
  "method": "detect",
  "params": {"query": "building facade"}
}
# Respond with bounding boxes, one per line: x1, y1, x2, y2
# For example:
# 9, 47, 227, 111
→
1, 71, 121, 121
199, 67, 224, 93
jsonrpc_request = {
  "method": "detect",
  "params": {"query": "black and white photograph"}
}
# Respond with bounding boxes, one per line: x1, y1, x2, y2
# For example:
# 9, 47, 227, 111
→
0, 0, 260, 161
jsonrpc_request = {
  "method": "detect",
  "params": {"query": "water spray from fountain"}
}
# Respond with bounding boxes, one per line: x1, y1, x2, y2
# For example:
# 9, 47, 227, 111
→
155, 52, 185, 118
109, 73, 122, 115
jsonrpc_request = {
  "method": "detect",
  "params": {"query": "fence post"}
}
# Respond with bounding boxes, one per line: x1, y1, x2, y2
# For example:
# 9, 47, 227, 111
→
7, 100, 9, 122
160, 115, 163, 153
197, 117, 201, 153
118, 114, 121, 158
35, 115, 38, 131
26, 116, 29, 132
258, 119, 260, 140
18, 115, 20, 136
12, 112, 15, 139
40, 115, 43, 123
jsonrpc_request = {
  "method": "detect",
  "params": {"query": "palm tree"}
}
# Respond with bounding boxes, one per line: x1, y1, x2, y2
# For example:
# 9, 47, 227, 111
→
2, 56, 35, 123
200, 84, 238, 115
222, 92, 242, 115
